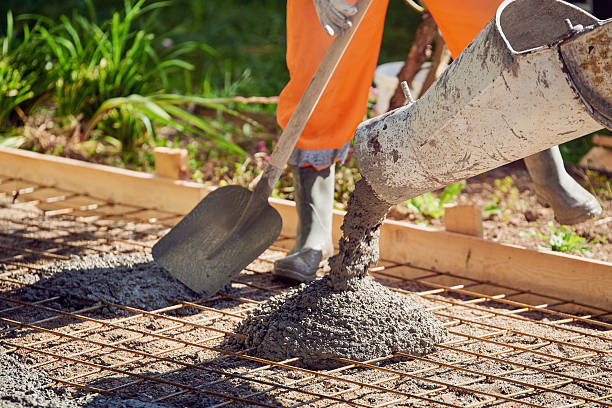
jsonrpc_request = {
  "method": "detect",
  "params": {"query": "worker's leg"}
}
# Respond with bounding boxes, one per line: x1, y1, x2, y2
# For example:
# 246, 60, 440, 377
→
524, 147, 601, 225
422, 0, 501, 57
274, 165, 335, 282
424, 0, 600, 225
274, 0, 389, 282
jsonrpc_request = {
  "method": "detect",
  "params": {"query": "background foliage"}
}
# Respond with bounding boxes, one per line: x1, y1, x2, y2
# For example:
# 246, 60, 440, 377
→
0, 0, 420, 98
0, 0, 607, 208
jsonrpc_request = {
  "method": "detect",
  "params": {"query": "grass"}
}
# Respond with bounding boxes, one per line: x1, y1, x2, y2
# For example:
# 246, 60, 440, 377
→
0, 11, 46, 127
29, 0, 195, 119
0, 0, 420, 100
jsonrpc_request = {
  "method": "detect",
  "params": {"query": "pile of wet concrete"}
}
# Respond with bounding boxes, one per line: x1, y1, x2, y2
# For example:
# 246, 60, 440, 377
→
235, 180, 448, 368
235, 275, 446, 369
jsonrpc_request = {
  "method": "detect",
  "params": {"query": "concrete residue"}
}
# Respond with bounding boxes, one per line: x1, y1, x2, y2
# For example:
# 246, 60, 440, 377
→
19, 253, 198, 311
328, 179, 392, 289
235, 275, 447, 369
235, 179, 447, 369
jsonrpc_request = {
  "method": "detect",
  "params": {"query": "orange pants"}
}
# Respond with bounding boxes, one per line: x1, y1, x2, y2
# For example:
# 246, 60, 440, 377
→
425, 0, 503, 58
277, 0, 503, 168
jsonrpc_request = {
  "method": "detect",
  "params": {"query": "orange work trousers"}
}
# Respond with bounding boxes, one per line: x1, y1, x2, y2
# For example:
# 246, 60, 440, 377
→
277, 0, 503, 168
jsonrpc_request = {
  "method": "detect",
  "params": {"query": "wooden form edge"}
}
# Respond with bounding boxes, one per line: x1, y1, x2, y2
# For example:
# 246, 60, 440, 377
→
0, 146, 211, 214
1, 146, 610, 310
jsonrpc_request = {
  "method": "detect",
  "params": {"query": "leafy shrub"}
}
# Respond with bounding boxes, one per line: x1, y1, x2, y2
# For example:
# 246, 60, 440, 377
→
538, 222, 591, 253
403, 181, 465, 220
85, 94, 251, 155
32, 0, 193, 119
0, 12, 41, 127
0, 1, 252, 158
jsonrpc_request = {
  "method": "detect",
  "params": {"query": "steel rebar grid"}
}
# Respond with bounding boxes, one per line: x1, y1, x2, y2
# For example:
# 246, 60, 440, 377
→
1, 178, 611, 407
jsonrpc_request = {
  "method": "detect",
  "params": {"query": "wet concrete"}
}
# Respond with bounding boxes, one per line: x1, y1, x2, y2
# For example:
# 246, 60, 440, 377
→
236, 179, 447, 369
0, 349, 168, 407
234, 275, 447, 369
328, 179, 392, 289
19, 253, 198, 311
0, 348, 77, 407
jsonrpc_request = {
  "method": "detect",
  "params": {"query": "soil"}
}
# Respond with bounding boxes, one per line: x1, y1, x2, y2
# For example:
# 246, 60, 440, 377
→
387, 161, 612, 262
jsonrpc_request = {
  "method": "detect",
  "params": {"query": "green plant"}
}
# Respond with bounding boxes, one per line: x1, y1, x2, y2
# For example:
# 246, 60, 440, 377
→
484, 176, 527, 218
403, 181, 465, 220
536, 222, 591, 253
0, 1, 251, 160
31, 0, 193, 119
0, 11, 38, 127
85, 94, 256, 155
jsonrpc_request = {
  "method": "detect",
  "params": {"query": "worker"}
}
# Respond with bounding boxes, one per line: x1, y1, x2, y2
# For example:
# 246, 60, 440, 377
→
273, 0, 602, 283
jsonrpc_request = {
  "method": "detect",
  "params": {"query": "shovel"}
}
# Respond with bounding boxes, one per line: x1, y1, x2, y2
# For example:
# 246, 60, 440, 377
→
153, 0, 374, 297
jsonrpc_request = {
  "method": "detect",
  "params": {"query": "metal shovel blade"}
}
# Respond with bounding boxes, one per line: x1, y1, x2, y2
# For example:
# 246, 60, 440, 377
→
152, 185, 282, 297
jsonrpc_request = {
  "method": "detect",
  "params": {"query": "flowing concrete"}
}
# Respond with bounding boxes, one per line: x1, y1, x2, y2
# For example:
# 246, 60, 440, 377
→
235, 180, 447, 369
328, 180, 392, 289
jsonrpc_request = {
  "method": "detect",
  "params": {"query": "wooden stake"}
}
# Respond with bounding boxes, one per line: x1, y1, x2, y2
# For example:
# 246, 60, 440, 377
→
444, 204, 483, 238
592, 134, 612, 148
154, 147, 188, 180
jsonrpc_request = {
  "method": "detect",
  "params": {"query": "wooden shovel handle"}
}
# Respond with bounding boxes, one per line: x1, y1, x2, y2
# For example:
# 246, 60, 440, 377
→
260, 0, 375, 194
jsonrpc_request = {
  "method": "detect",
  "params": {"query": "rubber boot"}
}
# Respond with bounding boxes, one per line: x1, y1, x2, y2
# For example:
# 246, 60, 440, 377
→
274, 165, 335, 283
524, 146, 601, 225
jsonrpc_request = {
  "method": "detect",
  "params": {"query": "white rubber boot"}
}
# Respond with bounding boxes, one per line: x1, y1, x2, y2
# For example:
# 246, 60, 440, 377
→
524, 146, 601, 225
274, 165, 335, 283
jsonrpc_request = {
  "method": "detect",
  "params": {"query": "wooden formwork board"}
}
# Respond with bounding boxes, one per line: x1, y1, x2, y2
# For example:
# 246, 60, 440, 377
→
1, 146, 611, 310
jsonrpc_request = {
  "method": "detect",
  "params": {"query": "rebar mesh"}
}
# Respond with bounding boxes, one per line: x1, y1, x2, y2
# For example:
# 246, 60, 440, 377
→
0, 175, 610, 407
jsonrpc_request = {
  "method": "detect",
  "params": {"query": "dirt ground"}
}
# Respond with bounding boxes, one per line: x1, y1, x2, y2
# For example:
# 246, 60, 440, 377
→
387, 161, 612, 263
0, 189, 610, 407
